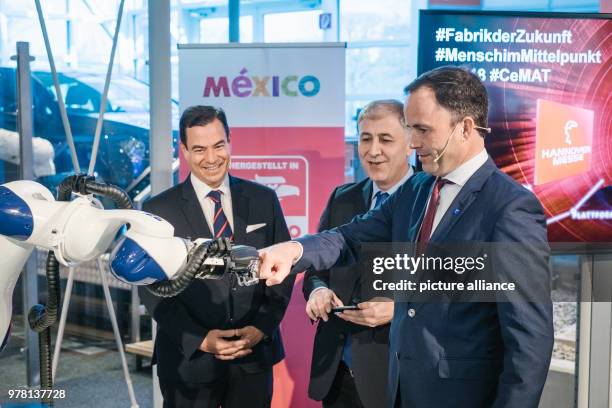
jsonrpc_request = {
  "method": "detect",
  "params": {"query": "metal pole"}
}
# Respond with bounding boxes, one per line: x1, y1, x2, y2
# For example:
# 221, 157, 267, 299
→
148, 0, 173, 196
34, 0, 81, 173
51, 267, 75, 381
87, 0, 125, 176
98, 259, 139, 408
148, 2, 172, 406
229, 0, 240, 43
591, 254, 612, 407
577, 256, 592, 408
12, 41, 40, 387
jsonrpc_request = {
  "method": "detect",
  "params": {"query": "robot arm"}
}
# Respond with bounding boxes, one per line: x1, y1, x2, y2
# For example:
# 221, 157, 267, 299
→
0, 236, 33, 352
0, 179, 191, 278
0, 179, 259, 354
109, 213, 260, 295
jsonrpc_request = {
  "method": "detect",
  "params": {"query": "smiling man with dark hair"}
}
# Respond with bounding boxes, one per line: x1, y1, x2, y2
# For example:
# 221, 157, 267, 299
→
139, 105, 295, 408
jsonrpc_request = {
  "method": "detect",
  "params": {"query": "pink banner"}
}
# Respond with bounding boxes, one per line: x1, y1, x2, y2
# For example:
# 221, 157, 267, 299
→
179, 43, 346, 407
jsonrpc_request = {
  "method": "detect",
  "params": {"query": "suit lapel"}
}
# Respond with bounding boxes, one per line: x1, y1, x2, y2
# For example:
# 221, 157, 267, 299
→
430, 192, 477, 243
409, 159, 496, 312
229, 175, 248, 245
409, 177, 436, 242
180, 176, 213, 240
430, 158, 496, 242
342, 178, 374, 303
360, 179, 374, 212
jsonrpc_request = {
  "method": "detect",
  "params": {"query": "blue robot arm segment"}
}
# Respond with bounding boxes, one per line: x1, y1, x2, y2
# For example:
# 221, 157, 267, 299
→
0, 186, 34, 240
110, 236, 169, 285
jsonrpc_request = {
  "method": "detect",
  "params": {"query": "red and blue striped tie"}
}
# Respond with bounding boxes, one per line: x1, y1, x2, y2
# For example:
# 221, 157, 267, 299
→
207, 190, 233, 240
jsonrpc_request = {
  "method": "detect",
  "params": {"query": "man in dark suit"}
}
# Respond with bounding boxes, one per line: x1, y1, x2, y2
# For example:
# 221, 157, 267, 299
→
303, 100, 413, 408
259, 66, 554, 408
139, 105, 295, 407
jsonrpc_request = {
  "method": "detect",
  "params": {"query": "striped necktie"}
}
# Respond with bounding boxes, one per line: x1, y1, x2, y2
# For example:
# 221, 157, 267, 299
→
373, 191, 389, 209
207, 190, 233, 240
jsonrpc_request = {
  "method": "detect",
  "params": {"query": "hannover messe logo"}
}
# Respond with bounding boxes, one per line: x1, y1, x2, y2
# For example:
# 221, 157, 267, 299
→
534, 99, 594, 185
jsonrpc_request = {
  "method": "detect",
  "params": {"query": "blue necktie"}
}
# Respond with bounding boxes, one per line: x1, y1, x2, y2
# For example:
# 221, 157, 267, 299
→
373, 191, 389, 209
341, 190, 390, 369
207, 190, 233, 240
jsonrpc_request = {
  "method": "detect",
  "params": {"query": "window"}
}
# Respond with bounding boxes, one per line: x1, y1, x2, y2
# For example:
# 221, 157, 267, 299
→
264, 10, 323, 42
341, 0, 414, 137
200, 15, 253, 43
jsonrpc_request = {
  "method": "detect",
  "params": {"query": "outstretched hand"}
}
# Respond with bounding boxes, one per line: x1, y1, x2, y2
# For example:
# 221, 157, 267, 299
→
258, 241, 302, 286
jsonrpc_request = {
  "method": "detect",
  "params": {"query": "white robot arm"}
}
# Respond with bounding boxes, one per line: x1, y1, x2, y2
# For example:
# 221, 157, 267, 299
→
0, 178, 260, 354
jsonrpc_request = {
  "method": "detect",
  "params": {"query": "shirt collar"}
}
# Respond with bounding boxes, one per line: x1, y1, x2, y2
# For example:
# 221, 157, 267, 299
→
372, 165, 414, 198
443, 149, 489, 187
190, 172, 231, 200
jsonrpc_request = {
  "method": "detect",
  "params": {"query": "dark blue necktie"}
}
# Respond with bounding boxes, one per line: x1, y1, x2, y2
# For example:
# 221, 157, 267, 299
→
373, 191, 389, 209
207, 190, 233, 240
341, 190, 391, 370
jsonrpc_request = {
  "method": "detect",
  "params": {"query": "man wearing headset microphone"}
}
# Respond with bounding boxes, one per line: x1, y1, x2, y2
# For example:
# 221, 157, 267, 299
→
257, 66, 554, 408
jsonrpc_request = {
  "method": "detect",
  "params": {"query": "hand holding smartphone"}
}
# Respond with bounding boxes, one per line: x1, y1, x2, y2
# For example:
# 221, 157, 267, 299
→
331, 305, 359, 313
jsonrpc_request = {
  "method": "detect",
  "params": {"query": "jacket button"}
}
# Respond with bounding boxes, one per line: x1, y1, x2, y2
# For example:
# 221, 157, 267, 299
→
339, 333, 345, 340
408, 308, 416, 318
395, 351, 401, 359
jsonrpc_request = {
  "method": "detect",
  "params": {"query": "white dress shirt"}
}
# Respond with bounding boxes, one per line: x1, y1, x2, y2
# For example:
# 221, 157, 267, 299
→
430, 149, 489, 236
370, 166, 414, 210
190, 173, 234, 235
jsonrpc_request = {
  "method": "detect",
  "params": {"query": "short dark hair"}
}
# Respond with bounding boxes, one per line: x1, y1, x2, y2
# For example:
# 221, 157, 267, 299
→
404, 66, 489, 136
179, 105, 230, 145
357, 99, 405, 129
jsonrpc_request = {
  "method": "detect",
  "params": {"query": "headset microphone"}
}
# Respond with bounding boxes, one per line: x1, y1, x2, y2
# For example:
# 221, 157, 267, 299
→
432, 131, 453, 163
431, 123, 491, 164
432, 122, 461, 164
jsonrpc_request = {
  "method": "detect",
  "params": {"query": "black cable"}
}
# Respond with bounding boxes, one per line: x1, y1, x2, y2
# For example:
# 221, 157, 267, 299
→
30, 174, 229, 407
38, 328, 53, 407
146, 238, 231, 297
28, 221, 62, 407
28, 252, 60, 333
56, 174, 133, 210
82, 179, 133, 210
56, 174, 78, 201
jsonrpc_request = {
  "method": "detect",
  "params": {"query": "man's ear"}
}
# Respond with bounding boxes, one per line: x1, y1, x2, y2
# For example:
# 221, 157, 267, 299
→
180, 142, 189, 157
462, 117, 476, 140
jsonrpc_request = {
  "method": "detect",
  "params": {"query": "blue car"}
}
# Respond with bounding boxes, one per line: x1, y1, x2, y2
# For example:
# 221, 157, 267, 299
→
0, 67, 178, 195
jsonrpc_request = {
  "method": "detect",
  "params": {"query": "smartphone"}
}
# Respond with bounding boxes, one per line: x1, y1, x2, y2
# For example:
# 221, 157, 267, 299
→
331, 305, 359, 313
223, 335, 242, 341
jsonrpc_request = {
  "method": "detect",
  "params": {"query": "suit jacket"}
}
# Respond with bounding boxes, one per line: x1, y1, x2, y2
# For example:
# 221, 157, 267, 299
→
139, 174, 295, 384
302, 178, 390, 408
293, 158, 554, 408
